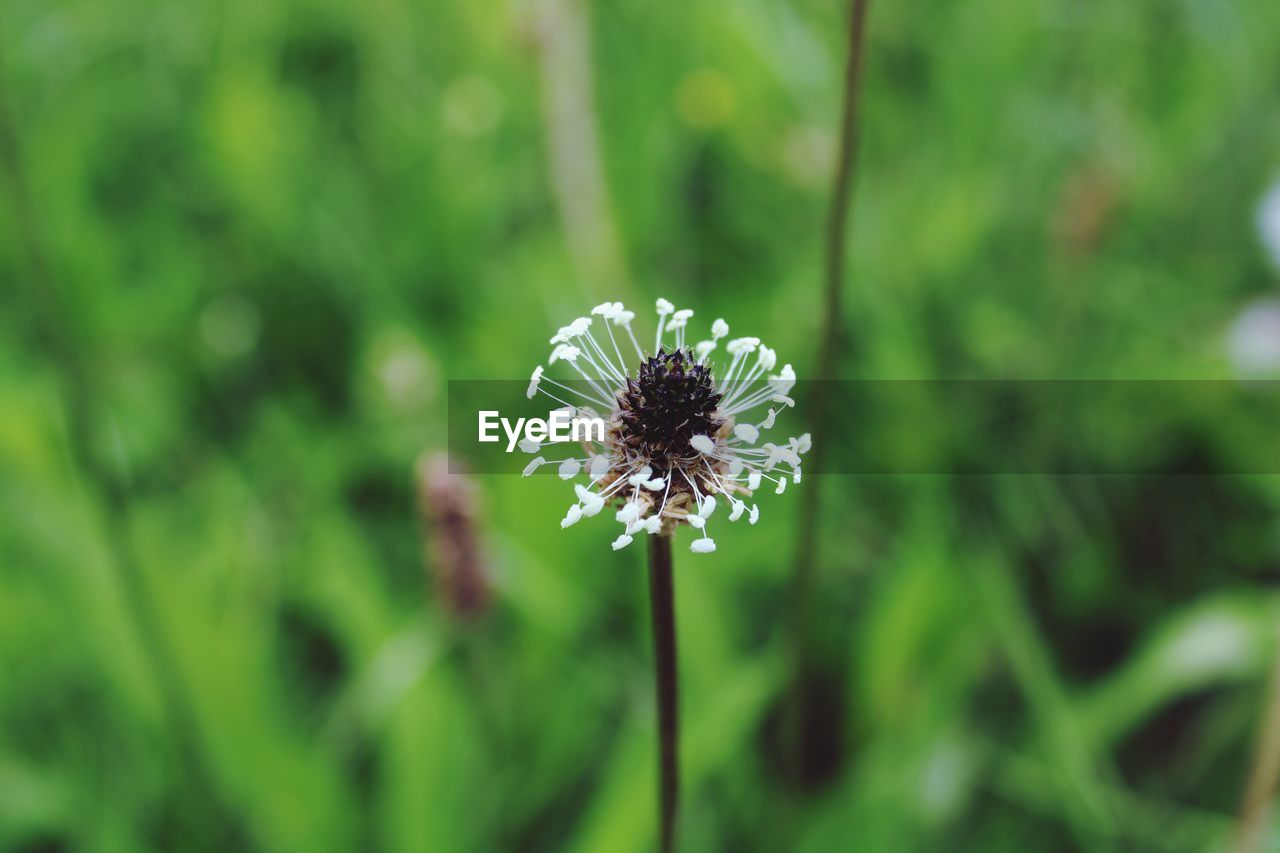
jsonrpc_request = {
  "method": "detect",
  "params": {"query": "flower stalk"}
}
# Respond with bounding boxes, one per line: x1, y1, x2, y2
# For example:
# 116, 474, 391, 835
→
787, 0, 872, 786
647, 533, 680, 853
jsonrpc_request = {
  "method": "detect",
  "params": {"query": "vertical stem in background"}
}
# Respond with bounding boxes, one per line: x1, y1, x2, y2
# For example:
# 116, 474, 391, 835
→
1235, 647, 1280, 853
786, 0, 872, 785
647, 534, 679, 853
530, 0, 632, 303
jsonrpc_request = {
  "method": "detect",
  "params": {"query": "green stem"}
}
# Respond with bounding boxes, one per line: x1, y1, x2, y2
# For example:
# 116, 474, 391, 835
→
787, 0, 872, 785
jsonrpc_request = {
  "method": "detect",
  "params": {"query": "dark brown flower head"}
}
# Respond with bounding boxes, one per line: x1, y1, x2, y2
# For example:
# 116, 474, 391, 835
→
528, 300, 809, 554
616, 348, 725, 460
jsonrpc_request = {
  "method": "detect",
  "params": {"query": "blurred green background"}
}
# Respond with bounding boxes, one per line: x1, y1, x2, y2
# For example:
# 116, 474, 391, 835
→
4, 0, 1280, 850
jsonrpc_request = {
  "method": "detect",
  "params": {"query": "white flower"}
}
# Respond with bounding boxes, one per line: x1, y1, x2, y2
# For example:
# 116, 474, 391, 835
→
525, 299, 809, 554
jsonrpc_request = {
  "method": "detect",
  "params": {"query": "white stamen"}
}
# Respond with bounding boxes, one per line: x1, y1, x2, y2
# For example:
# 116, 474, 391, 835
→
558, 459, 582, 480
522, 457, 545, 477
734, 424, 759, 444
690, 434, 716, 454
550, 344, 580, 364
616, 502, 643, 523
690, 538, 716, 553
612, 533, 634, 550
561, 505, 583, 528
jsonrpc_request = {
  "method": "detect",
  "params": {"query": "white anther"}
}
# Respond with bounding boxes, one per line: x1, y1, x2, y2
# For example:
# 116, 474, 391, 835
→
690, 434, 716, 455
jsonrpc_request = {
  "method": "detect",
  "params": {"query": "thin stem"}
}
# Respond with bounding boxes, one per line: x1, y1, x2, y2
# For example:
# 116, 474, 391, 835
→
529, 0, 632, 302
647, 534, 679, 853
1234, 646, 1280, 853
786, 0, 872, 785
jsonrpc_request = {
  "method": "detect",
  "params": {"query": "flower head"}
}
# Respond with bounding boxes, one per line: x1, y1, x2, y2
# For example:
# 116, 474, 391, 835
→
524, 298, 808, 554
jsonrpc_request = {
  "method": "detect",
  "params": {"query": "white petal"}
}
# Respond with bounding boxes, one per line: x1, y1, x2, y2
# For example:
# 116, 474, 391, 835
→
769, 364, 796, 393
690, 538, 717, 554
558, 458, 582, 480
612, 534, 634, 550
615, 502, 643, 523
628, 465, 653, 486
589, 455, 611, 478
561, 505, 583, 528
756, 345, 777, 371
581, 494, 605, 516
734, 424, 759, 444
522, 457, 545, 477
550, 344, 581, 364
690, 434, 716, 455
